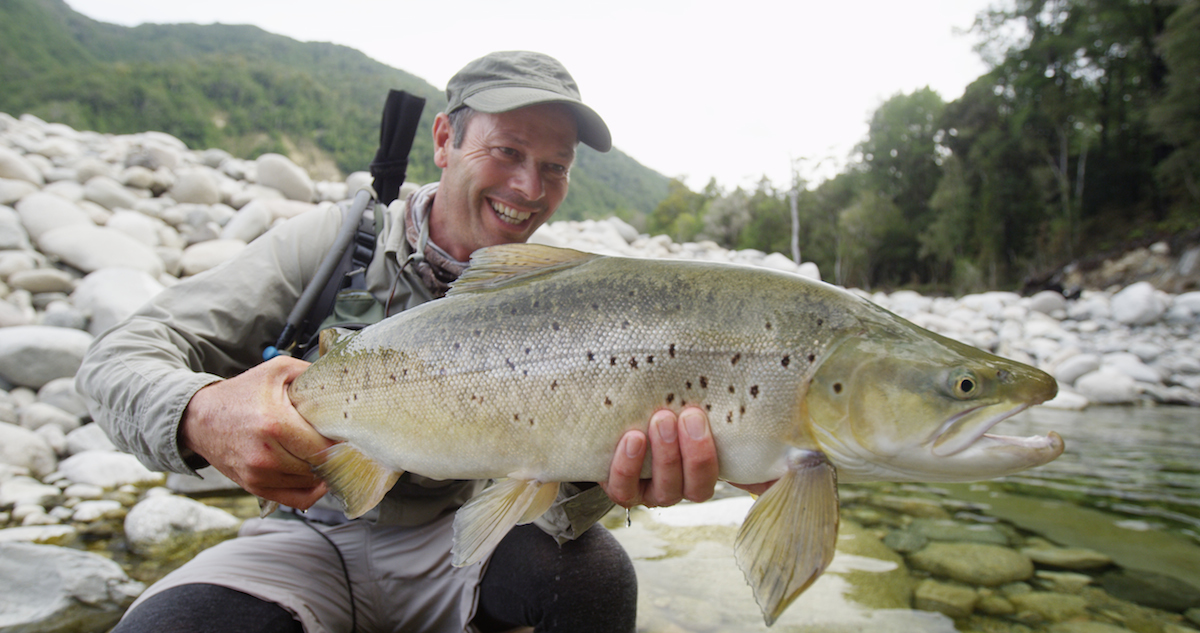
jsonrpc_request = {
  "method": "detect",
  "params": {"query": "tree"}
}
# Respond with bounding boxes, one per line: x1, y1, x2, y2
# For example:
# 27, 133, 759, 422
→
1150, 0, 1200, 225
856, 87, 947, 284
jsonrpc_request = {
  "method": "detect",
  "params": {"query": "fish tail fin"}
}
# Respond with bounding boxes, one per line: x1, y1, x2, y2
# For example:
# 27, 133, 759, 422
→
735, 450, 839, 626
452, 478, 560, 567
311, 442, 402, 519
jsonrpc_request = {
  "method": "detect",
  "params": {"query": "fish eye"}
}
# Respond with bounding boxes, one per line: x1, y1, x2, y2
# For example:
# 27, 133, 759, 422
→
953, 373, 978, 399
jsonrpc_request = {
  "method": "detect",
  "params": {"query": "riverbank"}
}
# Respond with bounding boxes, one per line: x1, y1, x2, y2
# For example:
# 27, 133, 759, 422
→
2, 112, 1200, 631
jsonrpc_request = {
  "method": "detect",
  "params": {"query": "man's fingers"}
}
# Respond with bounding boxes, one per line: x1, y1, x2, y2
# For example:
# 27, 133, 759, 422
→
642, 410, 683, 507
602, 431, 647, 508
677, 407, 719, 502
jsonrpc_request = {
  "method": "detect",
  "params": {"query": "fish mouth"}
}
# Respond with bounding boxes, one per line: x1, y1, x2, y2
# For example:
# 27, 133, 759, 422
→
930, 402, 1057, 457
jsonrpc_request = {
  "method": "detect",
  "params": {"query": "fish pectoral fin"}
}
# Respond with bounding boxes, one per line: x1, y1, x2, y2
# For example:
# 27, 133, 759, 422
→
449, 244, 597, 295
734, 449, 839, 627
310, 443, 402, 519
451, 478, 561, 568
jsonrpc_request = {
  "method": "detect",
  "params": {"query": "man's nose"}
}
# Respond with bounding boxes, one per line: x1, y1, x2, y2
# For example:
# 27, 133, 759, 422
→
509, 162, 544, 201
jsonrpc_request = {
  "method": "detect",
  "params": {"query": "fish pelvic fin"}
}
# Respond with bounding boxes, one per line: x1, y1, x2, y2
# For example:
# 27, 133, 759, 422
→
451, 478, 561, 567
735, 449, 839, 627
310, 443, 402, 519
449, 244, 598, 295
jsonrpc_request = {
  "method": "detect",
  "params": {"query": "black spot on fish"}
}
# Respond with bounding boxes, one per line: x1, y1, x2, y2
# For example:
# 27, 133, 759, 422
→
621, 320, 630, 330
511, 307, 518, 315
610, 356, 618, 366
552, 322, 561, 331
525, 347, 531, 354
453, 342, 461, 350
630, 357, 638, 369
523, 370, 528, 376
551, 380, 558, 391
808, 354, 816, 363
514, 413, 520, 421
782, 355, 791, 368
343, 412, 348, 419
686, 381, 693, 390
666, 393, 675, 404
765, 321, 773, 330
342, 367, 349, 374
592, 303, 599, 310
669, 344, 676, 358
726, 411, 734, 424
604, 397, 613, 407
353, 393, 358, 400
833, 383, 843, 394
728, 385, 735, 394
740, 405, 746, 415
817, 318, 824, 327
647, 355, 654, 364
731, 353, 741, 366
533, 300, 540, 308
705, 403, 712, 412
529, 419, 535, 427
750, 385, 759, 398
699, 376, 708, 389
587, 351, 595, 362
403, 369, 409, 376
474, 329, 482, 337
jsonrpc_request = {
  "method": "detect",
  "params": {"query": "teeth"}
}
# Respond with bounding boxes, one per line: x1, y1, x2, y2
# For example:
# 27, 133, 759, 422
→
493, 200, 532, 225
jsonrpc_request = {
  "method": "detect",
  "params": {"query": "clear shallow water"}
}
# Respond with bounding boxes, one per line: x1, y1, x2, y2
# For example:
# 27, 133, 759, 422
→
992, 405, 1200, 544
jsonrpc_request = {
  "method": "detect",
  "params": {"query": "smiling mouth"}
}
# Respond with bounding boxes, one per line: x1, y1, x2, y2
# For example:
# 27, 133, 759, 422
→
492, 199, 533, 226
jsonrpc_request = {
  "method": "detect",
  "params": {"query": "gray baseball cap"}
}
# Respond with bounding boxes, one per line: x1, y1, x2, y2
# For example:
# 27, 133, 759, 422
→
445, 51, 612, 152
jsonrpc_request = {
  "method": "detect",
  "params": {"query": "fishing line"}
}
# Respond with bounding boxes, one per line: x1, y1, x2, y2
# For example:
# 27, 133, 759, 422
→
300, 517, 357, 633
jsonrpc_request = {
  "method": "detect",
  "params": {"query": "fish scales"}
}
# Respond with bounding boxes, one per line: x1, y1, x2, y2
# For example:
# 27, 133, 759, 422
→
287, 243, 1063, 626
292, 251, 848, 486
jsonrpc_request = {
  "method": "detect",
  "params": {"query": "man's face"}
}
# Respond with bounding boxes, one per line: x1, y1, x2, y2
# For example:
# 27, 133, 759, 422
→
430, 103, 578, 261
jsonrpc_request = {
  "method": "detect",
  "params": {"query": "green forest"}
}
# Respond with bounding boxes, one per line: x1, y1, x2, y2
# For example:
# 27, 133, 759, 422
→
648, 0, 1200, 293
0, 0, 668, 222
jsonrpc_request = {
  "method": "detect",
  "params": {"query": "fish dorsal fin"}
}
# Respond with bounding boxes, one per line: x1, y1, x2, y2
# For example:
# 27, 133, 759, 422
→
448, 244, 598, 296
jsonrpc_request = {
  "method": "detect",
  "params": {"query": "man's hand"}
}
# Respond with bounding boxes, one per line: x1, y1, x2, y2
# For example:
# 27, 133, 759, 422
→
601, 406, 720, 508
180, 356, 334, 510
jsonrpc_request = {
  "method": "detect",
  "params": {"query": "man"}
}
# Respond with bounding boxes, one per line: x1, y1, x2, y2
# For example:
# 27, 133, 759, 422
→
77, 51, 733, 633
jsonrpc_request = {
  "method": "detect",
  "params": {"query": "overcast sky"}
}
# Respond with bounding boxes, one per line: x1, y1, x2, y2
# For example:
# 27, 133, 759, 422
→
64, 1, 995, 191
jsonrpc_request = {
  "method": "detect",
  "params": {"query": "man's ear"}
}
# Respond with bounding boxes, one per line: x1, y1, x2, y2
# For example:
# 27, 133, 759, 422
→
433, 112, 452, 169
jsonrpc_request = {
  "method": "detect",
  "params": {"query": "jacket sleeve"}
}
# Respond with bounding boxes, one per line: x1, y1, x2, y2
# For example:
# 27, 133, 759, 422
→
75, 206, 344, 475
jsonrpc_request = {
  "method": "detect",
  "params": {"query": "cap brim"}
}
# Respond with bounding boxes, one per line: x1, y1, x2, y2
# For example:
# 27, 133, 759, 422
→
464, 87, 612, 153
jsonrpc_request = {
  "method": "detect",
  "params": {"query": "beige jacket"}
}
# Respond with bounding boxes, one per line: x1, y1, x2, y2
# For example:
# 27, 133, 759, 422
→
76, 196, 611, 534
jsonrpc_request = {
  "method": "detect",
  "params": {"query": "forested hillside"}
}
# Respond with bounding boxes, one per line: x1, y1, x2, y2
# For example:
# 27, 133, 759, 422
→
0, 0, 668, 221
648, 0, 1200, 294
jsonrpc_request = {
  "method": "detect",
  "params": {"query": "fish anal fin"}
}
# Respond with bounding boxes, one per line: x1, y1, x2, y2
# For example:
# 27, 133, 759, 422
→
452, 478, 561, 567
734, 449, 839, 626
310, 443, 402, 519
449, 244, 597, 295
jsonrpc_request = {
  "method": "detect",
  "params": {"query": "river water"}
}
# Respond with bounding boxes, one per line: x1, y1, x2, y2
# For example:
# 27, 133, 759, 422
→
991, 405, 1200, 545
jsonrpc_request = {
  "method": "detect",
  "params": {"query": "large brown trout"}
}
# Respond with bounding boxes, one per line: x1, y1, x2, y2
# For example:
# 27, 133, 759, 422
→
288, 243, 1063, 625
